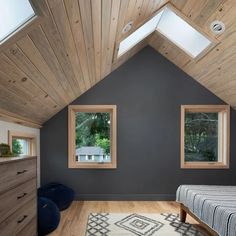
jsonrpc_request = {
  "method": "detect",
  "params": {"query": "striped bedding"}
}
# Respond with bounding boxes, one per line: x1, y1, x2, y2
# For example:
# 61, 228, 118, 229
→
176, 185, 236, 236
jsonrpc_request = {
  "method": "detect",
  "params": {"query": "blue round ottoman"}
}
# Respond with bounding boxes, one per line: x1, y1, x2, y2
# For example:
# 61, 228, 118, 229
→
38, 183, 75, 211
38, 197, 60, 236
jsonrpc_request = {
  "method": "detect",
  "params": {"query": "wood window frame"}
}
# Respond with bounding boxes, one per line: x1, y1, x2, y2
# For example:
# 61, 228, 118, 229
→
155, 3, 219, 62
181, 105, 230, 169
68, 105, 117, 169
8, 130, 37, 156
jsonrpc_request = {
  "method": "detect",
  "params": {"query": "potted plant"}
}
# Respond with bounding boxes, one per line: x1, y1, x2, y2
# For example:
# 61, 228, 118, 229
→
0, 143, 14, 157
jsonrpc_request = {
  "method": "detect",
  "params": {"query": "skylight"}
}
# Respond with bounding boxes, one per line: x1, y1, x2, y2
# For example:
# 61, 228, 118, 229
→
0, 0, 36, 43
117, 6, 212, 58
118, 10, 164, 57
156, 8, 211, 58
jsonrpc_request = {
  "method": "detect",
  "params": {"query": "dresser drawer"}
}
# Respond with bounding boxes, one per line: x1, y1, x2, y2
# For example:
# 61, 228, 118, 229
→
0, 158, 36, 194
17, 216, 37, 236
0, 198, 36, 236
0, 178, 36, 223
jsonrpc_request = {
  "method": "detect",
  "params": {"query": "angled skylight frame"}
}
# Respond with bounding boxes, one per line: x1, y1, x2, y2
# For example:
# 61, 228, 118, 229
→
0, 0, 37, 45
156, 3, 214, 60
117, 4, 217, 60
117, 9, 164, 58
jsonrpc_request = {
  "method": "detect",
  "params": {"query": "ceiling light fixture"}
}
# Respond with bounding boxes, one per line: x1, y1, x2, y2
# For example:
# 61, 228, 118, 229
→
122, 21, 133, 34
210, 20, 225, 35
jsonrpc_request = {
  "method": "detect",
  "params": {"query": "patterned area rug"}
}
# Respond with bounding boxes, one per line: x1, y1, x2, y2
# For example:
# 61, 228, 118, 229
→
85, 213, 205, 236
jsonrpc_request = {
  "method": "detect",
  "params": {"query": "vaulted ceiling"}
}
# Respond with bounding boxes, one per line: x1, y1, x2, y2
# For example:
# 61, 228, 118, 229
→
0, 0, 235, 128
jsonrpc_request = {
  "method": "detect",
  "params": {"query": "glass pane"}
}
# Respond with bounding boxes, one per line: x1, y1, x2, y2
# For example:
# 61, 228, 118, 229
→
156, 8, 211, 58
184, 112, 218, 162
117, 10, 164, 57
12, 138, 29, 156
0, 0, 35, 42
75, 112, 111, 163
117, 6, 212, 58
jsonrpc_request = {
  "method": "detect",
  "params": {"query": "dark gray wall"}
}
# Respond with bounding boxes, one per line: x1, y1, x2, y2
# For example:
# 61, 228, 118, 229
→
40, 46, 236, 200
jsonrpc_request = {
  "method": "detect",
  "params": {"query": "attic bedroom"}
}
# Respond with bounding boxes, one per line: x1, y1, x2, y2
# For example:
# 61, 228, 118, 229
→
0, 0, 235, 235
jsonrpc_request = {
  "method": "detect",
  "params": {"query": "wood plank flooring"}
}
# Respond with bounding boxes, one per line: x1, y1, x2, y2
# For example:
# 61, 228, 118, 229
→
49, 201, 210, 236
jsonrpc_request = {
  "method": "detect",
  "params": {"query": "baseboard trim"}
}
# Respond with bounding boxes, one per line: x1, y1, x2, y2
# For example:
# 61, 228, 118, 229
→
75, 194, 176, 201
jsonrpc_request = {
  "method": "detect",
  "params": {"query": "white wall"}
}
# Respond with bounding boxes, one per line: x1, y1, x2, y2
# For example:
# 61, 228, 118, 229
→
0, 120, 40, 186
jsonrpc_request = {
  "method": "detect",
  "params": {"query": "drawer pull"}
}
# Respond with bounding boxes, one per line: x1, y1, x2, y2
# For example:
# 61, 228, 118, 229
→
17, 215, 28, 224
17, 170, 27, 175
17, 192, 27, 199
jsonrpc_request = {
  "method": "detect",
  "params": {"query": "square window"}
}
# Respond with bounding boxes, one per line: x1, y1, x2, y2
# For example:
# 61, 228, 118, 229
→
0, 0, 36, 43
181, 105, 230, 169
12, 138, 30, 156
9, 131, 36, 157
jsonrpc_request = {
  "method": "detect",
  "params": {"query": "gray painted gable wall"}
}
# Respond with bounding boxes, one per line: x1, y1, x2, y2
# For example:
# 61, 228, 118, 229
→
40, 46, 236, 200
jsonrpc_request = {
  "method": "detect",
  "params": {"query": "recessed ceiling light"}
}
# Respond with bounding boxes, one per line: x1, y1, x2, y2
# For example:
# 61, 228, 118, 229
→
122, 21, 133, 34
0, 0, 36, 44
210, 20, 225, 35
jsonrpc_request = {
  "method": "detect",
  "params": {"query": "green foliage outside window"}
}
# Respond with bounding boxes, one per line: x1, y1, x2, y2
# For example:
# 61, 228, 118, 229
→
185, 112, 218, 162
95, 134, 110, 155
76, 112, 110, 155
12, 139, 23, 155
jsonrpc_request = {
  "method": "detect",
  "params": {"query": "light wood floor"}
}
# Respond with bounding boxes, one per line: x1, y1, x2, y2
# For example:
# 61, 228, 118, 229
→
49, 201, 209, 236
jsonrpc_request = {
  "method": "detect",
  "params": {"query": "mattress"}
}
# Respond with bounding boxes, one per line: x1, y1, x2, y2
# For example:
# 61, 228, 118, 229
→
176, 185, 236, 236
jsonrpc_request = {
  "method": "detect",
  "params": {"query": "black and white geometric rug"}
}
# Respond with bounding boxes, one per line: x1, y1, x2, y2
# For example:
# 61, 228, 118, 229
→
86, 213, 205, 235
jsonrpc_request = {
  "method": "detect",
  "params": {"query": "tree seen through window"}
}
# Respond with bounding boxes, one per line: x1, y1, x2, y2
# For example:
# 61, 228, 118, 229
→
75, 112, 111, 163
184, 112, 218, 162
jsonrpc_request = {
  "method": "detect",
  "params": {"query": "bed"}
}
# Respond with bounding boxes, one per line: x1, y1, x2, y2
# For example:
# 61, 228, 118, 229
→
176, 185, 236, 236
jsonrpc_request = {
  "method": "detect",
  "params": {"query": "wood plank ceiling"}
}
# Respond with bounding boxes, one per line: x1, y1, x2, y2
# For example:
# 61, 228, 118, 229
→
0, 0, 235, 128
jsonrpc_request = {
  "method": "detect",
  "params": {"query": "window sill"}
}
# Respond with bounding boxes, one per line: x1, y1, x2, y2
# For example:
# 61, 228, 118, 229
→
181, 162, 229, 169
68, 161, 117, 169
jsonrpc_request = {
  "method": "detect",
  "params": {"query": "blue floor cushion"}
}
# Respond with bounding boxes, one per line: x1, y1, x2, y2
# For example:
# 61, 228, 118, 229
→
38, 183, 75, 211
38, 197, 60, 236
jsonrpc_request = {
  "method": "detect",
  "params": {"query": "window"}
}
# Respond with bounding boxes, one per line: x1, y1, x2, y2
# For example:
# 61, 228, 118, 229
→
181, 105, 230, 169
0, 0, 36, 44
8, 131, 36, 156
118, 10, 164, 57
117, 4, 214, 59
68, 105, 117, 168
156, 7, 212, 58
